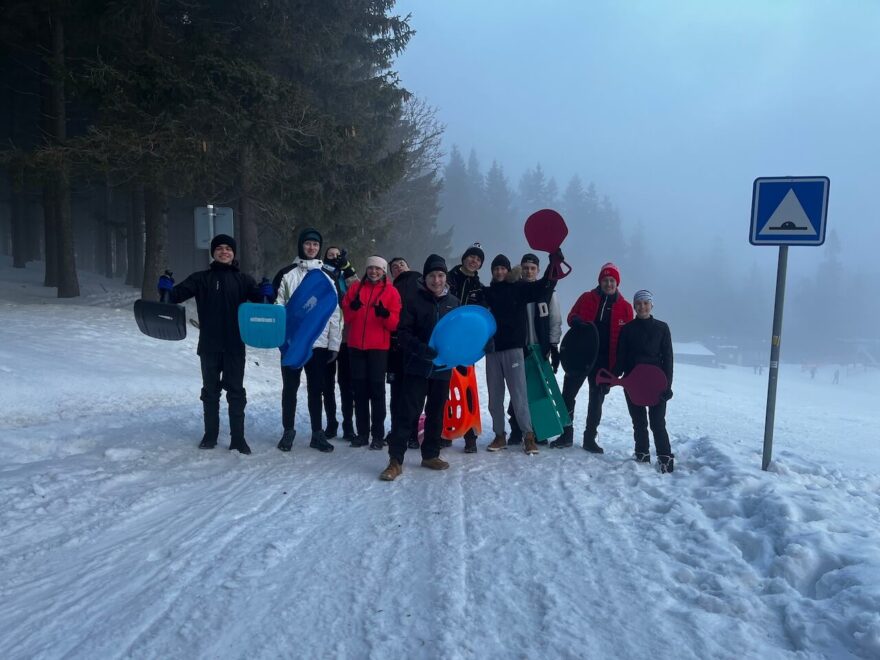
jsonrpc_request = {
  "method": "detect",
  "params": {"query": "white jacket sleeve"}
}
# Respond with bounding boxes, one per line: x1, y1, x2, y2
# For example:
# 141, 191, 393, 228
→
549, 292, 563, 345
326, 306, 342, 352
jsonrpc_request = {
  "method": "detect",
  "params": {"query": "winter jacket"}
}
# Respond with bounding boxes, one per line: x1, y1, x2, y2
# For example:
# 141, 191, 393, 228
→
447, 265, 487, 307
273, 257, 342, 352
614, 316, 674, 387
568, 287, 634, 372
525, 290, 562, 355
387, 270, 423, 375
341, 277, 402, 351
397, 282, 459, 379
169, 261, 262, 356
484, 270, 556, 352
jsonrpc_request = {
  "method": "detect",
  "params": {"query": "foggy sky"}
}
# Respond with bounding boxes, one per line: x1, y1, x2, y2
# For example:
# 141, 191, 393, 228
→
393, 0, 880, 279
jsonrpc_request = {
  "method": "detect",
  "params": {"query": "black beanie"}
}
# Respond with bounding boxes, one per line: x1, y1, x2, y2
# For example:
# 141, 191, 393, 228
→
423, 253, 448, 276
297, 227, 323, 259
461, 243, 485, 265
210, 234, 236, 256
491, 254, 511, 271
520, 253, 540, 267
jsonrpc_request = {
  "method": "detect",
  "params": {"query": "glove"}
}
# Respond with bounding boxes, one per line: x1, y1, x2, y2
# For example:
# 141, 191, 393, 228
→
660, 388, 673, 402
327, 350, 338, 364
551, 248, 565, 263
419, 344, 439, 360
599, 384, 611, 396
374, 301, 390, 318
550, 345, 560, 373
349, 296, 363, 311
158, 273, 174, 293
570, 316, 587, 328
259, 279, 273, 298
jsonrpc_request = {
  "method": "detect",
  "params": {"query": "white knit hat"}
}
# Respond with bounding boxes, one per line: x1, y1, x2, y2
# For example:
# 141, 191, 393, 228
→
365, 255, 388, 272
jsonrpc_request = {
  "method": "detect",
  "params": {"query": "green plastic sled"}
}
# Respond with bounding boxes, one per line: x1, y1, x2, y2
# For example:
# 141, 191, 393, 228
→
524, 344, 571, 440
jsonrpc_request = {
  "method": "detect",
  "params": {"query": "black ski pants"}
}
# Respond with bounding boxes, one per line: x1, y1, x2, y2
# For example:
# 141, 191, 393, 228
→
348, 347, 389, 440
561, 372, 607, 441
323, 342, 354, 432
200, 351, 246, 442
281, 348, 328, 433
388, 374, 448, 464
626, 396, 671, 457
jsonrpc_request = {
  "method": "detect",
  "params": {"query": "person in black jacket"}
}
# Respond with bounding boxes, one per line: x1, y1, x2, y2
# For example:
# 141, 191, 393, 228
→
387, 257, 422, 448
614, 289, 675, 473
380, 254, 459, 481
158, 234, 269, 454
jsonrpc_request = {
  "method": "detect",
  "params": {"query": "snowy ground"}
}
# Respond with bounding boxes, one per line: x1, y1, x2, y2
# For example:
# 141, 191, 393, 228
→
1, 258, 879, 659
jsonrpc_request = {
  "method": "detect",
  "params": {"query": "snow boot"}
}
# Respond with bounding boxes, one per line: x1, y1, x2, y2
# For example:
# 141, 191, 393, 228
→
369, 436, 384, 451
380, 459, 402, 481
229, 439, 252, 455
658, 454, 675, 473
310, 431, 335, 452
277, 429, 296, 452
350, 434, 369, 448
634, 451, 651, 463
464, 434, 478, 453
582, 432, 604, 454
549, 426, 573, 448
421, 456, 450, 470
523, 432, 539, 455
487, 433, 507, 452
324, 421, 339, 439
199, 434, 217, 449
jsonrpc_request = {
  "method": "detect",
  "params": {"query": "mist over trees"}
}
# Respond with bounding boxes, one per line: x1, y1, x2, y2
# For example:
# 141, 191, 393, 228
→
0, 1, 448, 298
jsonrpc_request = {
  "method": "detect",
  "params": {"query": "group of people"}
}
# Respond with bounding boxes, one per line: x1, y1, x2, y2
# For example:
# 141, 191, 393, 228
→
159, 227, 675, 481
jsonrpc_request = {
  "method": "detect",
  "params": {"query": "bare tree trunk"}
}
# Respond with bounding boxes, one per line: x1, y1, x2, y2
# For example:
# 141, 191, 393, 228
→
11, 188, 28, 268
101, 176, 114, 277
238, 144, 262, 276
43, 181, 58, 286
141, 185, 167, 300
127, 184, 145, 286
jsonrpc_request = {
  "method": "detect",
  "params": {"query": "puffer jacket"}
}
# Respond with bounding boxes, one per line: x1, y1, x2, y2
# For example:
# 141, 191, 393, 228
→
272, 257, 342, 352
342, 277, 402, 351
568, 287, 634, 372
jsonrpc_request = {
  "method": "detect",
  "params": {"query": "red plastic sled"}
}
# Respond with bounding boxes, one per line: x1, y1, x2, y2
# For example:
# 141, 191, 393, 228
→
524, 209, 572, 280
442, 366, 482, 440
595, 365, 669, 407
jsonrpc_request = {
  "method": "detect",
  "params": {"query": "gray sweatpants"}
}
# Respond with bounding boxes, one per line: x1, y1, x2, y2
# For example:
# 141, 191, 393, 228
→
486, 348, 533, 435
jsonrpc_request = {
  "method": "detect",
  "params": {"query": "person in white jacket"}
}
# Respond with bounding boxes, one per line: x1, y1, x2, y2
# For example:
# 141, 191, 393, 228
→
272, 227, 342, 453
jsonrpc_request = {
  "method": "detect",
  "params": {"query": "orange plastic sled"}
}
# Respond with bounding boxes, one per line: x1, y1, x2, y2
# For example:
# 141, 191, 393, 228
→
442, 366, 482, 440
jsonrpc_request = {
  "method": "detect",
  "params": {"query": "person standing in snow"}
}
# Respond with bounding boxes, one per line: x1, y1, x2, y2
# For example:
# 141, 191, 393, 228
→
380, 254, 459, 481
614, 289, 674, 473
321, 246, 358, 441
387, 257, 422, 448
158, 234, 270, 454
446, 243, 487, 450
272, 228, 341, 454
550, 262, 634, 453
507, 252, 562, 446
341, 256, 402, 450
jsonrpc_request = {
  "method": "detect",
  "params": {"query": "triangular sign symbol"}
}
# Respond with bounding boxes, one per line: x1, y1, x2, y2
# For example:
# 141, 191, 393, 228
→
759, 188, 817, 236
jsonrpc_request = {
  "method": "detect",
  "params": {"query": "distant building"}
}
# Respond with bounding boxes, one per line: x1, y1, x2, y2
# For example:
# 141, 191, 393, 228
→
674, 342, 717, 367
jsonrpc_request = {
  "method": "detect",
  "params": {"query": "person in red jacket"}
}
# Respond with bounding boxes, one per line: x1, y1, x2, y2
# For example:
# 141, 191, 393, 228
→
342, 256, 402, 449
550, 262, 634, 452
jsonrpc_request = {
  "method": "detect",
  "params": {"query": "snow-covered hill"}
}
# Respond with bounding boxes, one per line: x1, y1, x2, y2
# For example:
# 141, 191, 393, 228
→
1, 259, 878, 659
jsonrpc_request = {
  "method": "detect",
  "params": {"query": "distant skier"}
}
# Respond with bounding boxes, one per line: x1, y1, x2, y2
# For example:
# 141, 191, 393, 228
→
550, 262, 634, 452
158, 234, 270, 454
272, 228, 342, 454
614, 289, 675, 473
380, 254, 459, 481
833, 368, 840, 385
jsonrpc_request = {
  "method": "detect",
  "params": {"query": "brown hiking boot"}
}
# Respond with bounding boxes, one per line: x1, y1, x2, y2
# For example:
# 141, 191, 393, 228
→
420, 457, 450, 470
486, 433, 507, 452
523, 432, 539, 455
379, 459, 403, 481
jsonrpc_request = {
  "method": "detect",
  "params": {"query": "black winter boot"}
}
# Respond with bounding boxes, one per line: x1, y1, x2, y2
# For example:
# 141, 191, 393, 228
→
277, 429, 296, 452
369, 436, 384, 451
549, 426, 574, 448
341, 422, 356, 441
634, 452, 651, 463
658, 454, 675, 473
230, 439, 252, 455
310, 431, 335, 452
507, 427, 523, 445
199, 434, 217, 449
350, 434, 369, 448
582, 432, 604, 454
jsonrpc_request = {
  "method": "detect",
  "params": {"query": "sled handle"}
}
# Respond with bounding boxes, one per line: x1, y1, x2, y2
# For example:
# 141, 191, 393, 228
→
594, 368, 621, 387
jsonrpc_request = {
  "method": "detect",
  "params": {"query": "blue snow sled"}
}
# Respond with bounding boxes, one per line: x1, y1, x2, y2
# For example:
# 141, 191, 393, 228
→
238, 297, 286, 349
429, 306, 496, 368
280, 269, 338, 369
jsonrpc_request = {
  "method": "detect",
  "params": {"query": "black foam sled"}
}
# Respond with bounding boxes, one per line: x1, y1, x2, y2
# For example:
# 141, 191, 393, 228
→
560, 322, 600, 375
134, 292, 187, 341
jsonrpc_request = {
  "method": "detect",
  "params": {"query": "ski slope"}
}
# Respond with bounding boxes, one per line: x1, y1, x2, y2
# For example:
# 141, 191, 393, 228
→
1, 259, 879, 659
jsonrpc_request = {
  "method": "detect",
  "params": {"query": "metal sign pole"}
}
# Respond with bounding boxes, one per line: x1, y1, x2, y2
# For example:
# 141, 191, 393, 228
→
207, 203, 215, 264
762, 244, 788, 471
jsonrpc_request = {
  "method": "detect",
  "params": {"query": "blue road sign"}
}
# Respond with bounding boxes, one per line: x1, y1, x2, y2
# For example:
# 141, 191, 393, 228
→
750, 177, 829, 246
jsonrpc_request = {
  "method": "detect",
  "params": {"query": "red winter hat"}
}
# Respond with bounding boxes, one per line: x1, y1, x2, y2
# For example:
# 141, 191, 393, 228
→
598, 262, 620, 285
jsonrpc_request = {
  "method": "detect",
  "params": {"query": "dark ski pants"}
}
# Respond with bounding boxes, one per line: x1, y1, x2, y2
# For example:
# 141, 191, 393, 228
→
626, 396, 671, 457
388, 375, 449, 464
389, 369, 417, 443
281, 348, 328, 433
323, 342, 354, 431
200, 351, 246, 442
349, 347, 389, 440
561, 372, 607, 441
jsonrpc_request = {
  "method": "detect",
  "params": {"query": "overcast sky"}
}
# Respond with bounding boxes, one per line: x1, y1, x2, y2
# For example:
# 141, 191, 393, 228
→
393, 0, 880, 277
